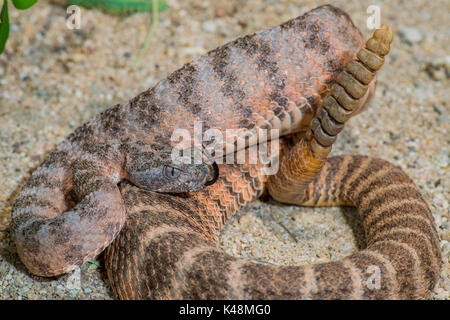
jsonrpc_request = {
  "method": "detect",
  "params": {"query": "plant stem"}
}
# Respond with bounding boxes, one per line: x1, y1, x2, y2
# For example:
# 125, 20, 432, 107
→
132, 0, 158, 70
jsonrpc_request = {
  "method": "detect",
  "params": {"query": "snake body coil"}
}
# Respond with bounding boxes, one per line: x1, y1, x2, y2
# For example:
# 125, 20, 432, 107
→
108, 152, 440, 299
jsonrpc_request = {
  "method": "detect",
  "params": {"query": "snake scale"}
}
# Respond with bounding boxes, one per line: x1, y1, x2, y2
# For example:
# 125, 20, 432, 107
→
11, 5, 441, 299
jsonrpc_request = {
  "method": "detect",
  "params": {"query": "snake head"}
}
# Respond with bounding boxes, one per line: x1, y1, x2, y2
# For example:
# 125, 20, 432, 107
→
126, 147, 218, 193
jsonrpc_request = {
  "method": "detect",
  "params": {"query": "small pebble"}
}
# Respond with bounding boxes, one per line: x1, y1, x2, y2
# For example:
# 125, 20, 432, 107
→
424, 56, 450, 81
398, 27, 424, 45
202, 21, 217, 33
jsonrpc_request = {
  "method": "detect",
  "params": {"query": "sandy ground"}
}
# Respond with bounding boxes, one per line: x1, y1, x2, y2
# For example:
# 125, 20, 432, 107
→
0, 0, 448, 299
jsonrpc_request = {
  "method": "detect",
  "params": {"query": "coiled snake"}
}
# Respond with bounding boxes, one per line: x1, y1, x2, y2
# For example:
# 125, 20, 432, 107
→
11, 5, 441, 299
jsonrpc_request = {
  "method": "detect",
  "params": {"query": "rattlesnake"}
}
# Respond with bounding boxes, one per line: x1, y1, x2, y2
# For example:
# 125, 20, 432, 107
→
11, 5, 440, 299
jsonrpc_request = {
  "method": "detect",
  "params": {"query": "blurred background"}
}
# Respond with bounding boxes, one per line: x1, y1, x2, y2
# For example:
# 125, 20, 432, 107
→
0, 0, 448, 299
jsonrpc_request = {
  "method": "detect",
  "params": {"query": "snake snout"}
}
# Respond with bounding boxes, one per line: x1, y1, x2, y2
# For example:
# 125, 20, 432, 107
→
201, 144, 219, 186
204, 161, 219, 186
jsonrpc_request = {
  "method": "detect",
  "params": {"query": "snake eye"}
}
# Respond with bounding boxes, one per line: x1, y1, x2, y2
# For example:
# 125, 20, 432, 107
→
163, 166, 181, 179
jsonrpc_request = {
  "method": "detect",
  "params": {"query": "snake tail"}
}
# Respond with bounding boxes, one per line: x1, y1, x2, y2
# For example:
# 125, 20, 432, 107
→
268, 25, 394, 204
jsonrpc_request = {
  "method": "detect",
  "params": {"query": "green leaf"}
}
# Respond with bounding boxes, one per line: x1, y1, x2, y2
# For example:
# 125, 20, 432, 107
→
12, 0, 38, 10
0, 0, 9, 55
68, 0, 169, 14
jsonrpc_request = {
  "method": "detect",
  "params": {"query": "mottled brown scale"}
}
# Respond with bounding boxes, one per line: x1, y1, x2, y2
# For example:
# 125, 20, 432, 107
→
11, 5, 440, 300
